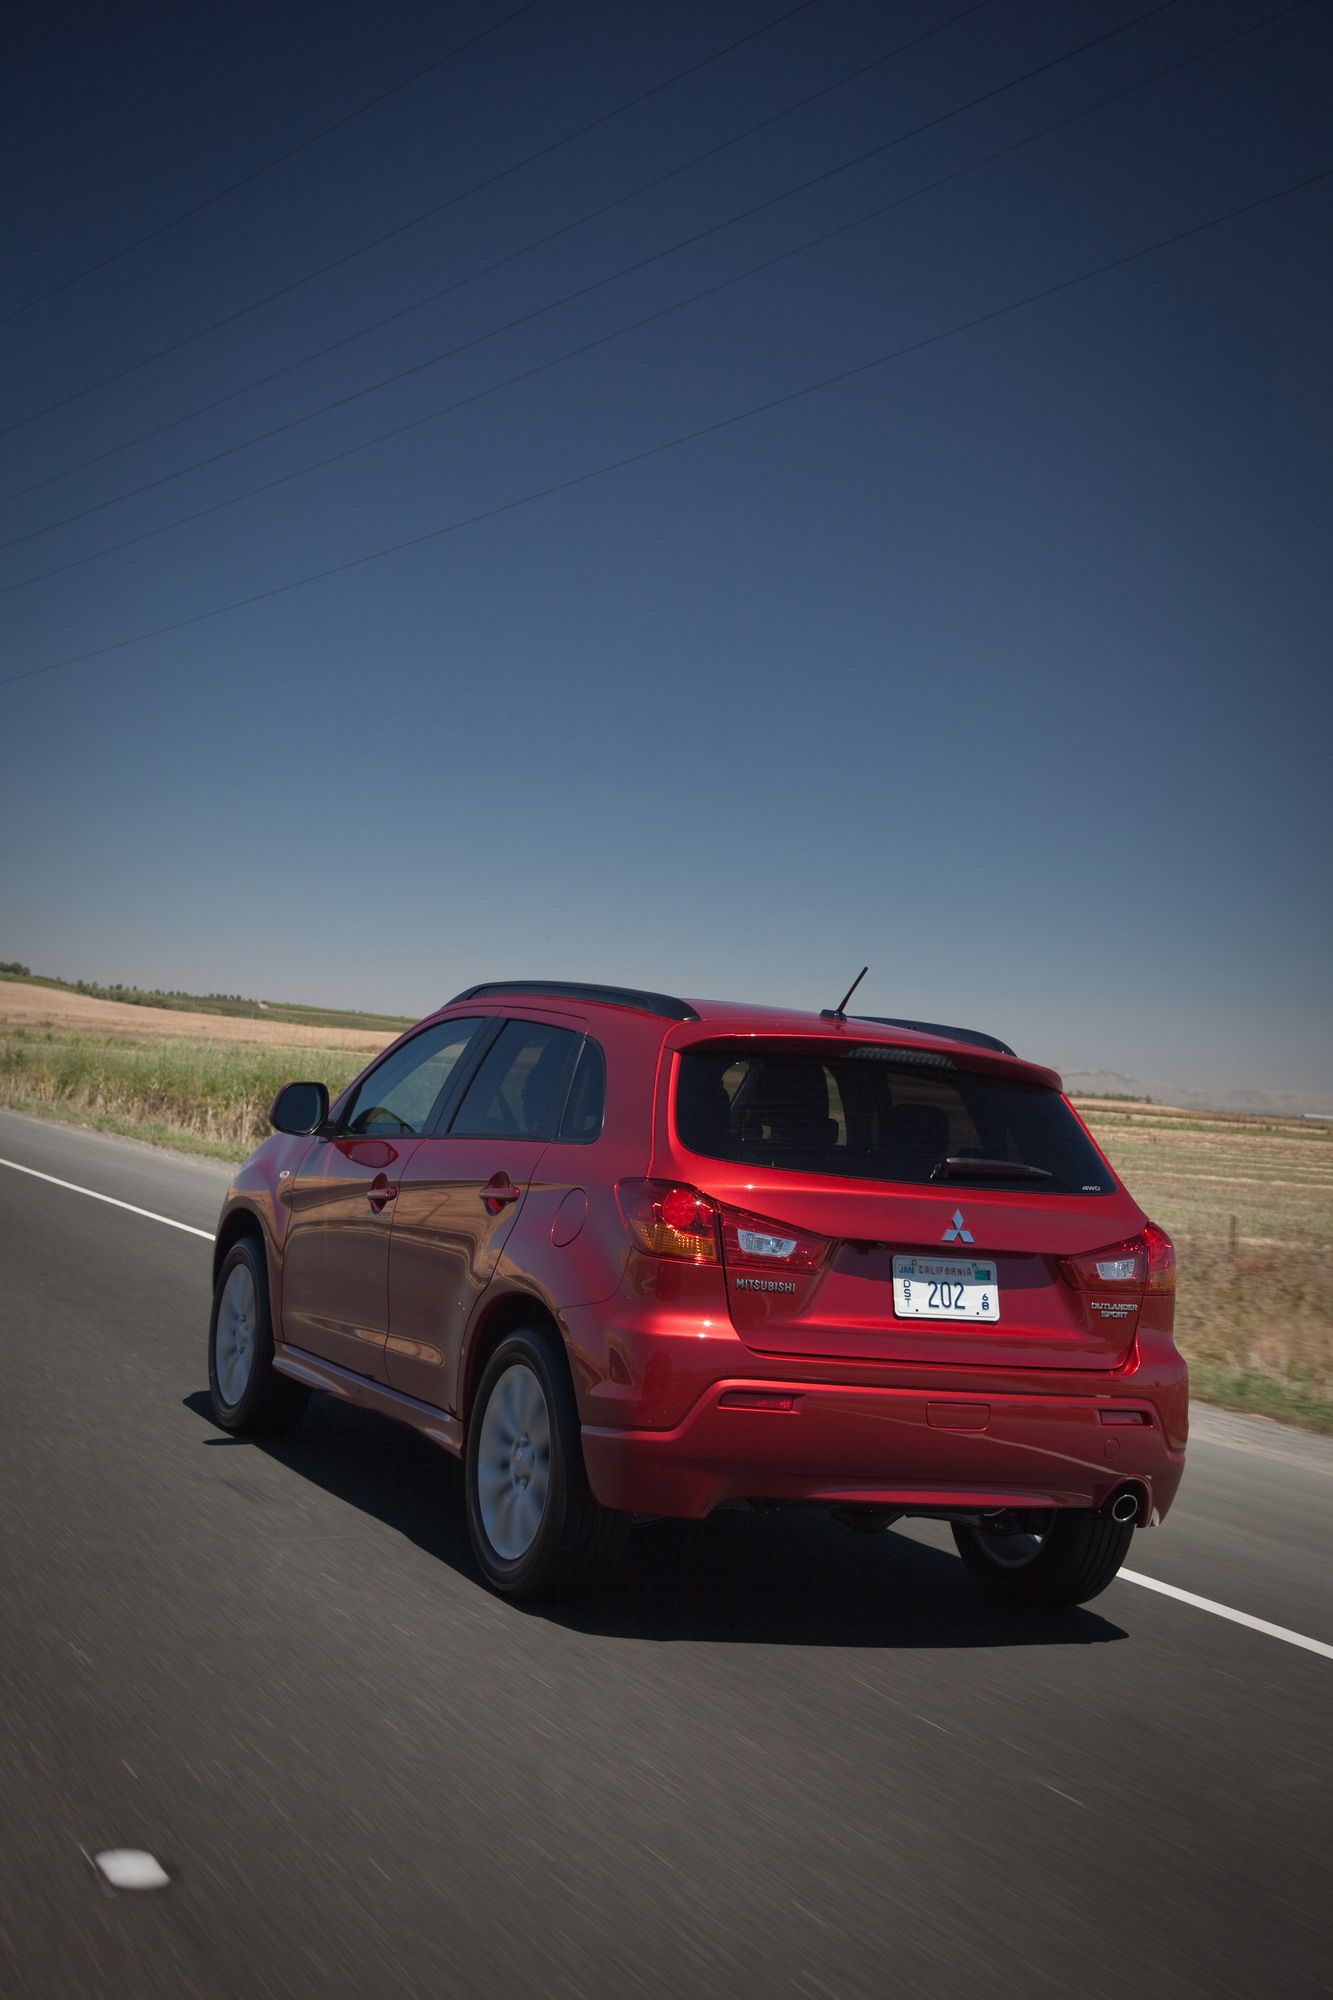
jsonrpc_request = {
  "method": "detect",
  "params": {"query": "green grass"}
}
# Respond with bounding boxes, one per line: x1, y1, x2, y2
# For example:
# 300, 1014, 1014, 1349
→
260, 999, 414, 1032
0, 1029, 364, 1154
1183, 1359, 1333, 1433
0, 1091, 251, 1161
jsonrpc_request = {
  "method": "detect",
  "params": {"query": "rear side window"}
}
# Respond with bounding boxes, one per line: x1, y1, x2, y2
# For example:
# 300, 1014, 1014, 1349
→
559, 1037, 605, 1143
675, 1046, 1112, 1194
449, 1021, 582, 1141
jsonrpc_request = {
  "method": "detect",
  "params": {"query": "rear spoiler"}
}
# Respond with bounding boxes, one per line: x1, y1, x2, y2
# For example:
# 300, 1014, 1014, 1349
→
852, 1016, 1016, 1057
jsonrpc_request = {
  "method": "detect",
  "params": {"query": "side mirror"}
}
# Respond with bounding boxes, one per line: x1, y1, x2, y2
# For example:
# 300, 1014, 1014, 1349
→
269, 1080, 331, 1136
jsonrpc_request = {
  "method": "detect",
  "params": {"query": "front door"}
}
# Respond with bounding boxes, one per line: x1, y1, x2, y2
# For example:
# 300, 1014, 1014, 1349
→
280, 1133, 420, 1379
280, 1016, 488, 1379
385, 1018, 585, 1410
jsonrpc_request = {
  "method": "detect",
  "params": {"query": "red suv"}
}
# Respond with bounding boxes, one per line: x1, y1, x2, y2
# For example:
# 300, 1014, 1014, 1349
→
208, 982, 1186, 1606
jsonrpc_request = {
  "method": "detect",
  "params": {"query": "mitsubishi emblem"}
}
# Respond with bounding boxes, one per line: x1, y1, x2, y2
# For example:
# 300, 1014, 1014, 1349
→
942, 1208, 974, 1244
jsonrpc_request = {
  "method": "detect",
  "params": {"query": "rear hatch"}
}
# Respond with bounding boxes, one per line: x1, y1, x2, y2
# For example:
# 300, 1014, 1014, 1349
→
666, 1036, 1148, 1372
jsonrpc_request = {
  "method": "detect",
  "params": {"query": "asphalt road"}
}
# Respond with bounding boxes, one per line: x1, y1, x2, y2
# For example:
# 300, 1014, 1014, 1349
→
1, 1107, 1330, 2000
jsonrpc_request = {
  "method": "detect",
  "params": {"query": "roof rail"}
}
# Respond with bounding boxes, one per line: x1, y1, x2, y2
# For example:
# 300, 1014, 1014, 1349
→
447, 980, 699, 1021
853, 1016, 1016, 1058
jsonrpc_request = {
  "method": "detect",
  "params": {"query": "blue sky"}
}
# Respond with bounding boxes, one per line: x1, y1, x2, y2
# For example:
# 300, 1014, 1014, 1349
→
1, 0, 1329, 1093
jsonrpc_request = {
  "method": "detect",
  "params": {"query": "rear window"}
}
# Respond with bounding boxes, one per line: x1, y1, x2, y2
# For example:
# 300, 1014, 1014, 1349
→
674, 1046, 1112, 1195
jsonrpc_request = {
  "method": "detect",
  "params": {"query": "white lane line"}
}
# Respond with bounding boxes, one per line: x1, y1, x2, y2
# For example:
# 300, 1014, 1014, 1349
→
0, 1156, 213, 1240
1121, 1569, 1333, 1661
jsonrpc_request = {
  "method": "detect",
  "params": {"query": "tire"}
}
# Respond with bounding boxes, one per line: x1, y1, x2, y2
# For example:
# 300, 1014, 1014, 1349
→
951, 1510, 1133, 1608
208, 1237, 310, 1434
465, 1327, 626, 1601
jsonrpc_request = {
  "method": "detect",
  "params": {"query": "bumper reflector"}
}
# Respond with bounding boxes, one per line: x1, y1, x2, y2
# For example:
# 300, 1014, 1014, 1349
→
1098, 1408, 1151, 1425
718, 1391, 800, 1412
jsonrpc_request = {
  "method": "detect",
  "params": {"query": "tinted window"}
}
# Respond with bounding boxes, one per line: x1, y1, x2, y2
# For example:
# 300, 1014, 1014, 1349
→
343, 1018, 484, 1137
675, 1047, 1112, 1194
559, 1037, 605, 1143
450, 1021, 581, 1141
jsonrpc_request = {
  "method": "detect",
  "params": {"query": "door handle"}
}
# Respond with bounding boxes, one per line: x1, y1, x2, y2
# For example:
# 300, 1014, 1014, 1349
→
481, 1174, 521, 1214
368, 1176, 398, 1210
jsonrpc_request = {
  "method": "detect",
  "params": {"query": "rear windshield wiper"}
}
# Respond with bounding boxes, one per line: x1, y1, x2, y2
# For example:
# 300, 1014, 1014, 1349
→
931, 1156, 1054, 1182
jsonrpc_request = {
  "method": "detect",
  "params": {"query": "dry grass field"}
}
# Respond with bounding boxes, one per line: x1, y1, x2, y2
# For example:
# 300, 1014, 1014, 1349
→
0, 978, 391, 1051
1072, 1100, 1332, 1431
1, 983, 1327, 1429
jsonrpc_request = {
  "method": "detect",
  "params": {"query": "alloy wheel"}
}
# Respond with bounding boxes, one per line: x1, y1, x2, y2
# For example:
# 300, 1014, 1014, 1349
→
214, 1261, 257, 1406
475, 1362, 553, 1561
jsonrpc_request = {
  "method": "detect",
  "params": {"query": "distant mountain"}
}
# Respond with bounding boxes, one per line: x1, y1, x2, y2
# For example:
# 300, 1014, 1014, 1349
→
1060, 1068, 1333, 1118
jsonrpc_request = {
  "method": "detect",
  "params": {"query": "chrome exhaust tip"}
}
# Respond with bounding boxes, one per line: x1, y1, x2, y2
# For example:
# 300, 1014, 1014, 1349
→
1109, 1488, 1141, 1525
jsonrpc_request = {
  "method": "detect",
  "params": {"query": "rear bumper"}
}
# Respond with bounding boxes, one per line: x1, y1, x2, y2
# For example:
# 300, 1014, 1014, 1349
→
582, 1380, 1186, 1524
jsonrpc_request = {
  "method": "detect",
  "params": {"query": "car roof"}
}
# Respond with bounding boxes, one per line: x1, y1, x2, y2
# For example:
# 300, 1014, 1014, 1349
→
438, 982, 1054, 1084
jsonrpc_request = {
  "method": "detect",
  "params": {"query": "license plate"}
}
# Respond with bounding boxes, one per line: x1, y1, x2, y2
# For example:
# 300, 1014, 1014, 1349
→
892, 1254, 999, 1321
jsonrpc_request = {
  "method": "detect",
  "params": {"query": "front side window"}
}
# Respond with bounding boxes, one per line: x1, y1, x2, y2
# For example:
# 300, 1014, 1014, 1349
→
342, 1018, 485, 1137
449, 1021, 582, 1141
675, 1045, 1112, 1194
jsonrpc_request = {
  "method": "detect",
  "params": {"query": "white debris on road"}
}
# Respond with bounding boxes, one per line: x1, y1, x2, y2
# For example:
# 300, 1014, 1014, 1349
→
93, 1849, 170, 1891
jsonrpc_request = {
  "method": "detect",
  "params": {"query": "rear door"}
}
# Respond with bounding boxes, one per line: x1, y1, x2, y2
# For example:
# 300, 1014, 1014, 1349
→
668, 1039, 1147, 1372
384, 1017, 585, 1411
280, 1017, 488, 1378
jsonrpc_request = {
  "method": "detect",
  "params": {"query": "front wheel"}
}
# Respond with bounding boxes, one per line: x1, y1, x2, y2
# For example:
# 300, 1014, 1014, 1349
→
208, 1238, 309, 1434
951, 1510, 1133, 1607
465, 1328, 625, 1601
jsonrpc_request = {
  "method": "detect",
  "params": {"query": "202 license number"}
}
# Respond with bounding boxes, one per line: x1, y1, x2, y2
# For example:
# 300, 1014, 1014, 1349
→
891, 1254, 999, 1322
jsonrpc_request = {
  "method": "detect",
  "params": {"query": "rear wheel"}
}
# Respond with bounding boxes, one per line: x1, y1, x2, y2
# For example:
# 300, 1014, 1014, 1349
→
208, 1238, 309, 1433
951, 1509, 1133, 1607
465, 1328, 625, 1601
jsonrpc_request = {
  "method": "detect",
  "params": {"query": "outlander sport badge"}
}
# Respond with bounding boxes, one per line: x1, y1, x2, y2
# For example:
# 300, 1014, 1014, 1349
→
941, 1209, 974, 1244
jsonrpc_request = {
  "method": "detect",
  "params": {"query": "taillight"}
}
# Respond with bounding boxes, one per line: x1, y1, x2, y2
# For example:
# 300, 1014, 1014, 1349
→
616, 1180, 720, 1262
1061, 1235, 1147, 1290
1061, 1227, 1175, 1294
1143, 1220, 1176, 1294
614, 1185, 829, 1274
721, 1208, 827, 1274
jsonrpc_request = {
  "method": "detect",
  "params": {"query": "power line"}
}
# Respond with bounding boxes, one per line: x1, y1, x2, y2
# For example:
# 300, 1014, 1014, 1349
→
0, 0, 819, 438
0, 0, 1185, 557
0, 3, 994, 509
0, 0, 548, 328
0, 0, 1307, 600
4, 166, 1325, 694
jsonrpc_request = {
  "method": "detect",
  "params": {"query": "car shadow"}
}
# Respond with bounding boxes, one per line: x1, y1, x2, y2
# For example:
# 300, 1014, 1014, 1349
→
183, 1390, 1128, 1650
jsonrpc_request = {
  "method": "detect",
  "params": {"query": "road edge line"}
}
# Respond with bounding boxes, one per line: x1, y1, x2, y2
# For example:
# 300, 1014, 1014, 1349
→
0, 1155, 214, 1240
1120, 1568, 1333, 1660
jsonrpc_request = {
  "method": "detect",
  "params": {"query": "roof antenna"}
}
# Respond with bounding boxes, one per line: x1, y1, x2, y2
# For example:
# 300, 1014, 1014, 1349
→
821, 966, 868, 1021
